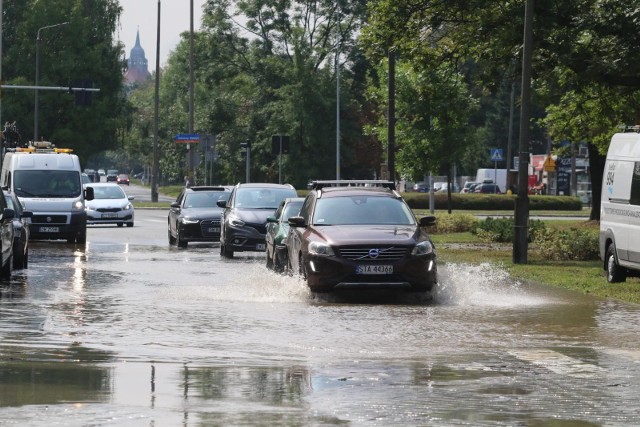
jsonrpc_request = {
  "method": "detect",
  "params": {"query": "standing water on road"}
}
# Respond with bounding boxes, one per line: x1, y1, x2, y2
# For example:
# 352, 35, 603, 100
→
2, 216, 640, 426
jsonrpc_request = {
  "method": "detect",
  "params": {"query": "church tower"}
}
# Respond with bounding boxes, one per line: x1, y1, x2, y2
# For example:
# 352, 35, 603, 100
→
124, 30, 151, 85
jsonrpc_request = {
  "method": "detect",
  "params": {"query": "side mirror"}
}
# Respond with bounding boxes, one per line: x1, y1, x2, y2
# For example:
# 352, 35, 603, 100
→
84, 186, 94, 201
266, 215, 277, 223
2, 208, 15, 221
216, 200, 227, 208
419, 215, 436, 227
170, 202, 180, 208
288, 216, 306, 228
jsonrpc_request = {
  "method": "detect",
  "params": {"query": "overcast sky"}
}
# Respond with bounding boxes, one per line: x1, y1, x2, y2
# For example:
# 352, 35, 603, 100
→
117, 0, 207, 66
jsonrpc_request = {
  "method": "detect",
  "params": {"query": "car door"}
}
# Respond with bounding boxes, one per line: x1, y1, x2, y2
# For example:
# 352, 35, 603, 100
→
169, 191, 185, 236
0, 192, 14, 267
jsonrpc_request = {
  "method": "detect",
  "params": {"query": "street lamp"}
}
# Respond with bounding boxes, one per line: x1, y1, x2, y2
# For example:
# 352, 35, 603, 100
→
34, 21, 69, 142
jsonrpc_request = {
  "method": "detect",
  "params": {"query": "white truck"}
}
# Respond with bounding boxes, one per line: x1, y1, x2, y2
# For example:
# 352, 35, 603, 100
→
600, 128, 640, 282
475, 168, 507, 191
1, 142, 94, 244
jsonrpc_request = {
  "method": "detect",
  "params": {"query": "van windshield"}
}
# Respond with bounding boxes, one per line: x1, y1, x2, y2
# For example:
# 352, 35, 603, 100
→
14, 170, 81, 198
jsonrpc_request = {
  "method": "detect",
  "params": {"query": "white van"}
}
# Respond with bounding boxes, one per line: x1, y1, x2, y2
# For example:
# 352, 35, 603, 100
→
1, 142, 94, 244
599, 128, 640, 282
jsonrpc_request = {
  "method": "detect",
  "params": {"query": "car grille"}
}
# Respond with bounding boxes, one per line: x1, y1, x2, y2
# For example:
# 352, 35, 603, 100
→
249, 223, 267, 235
339, 246, 408, 261
32, 214, 68, 224
200, 219, 221, 237
97, 208, 122, 213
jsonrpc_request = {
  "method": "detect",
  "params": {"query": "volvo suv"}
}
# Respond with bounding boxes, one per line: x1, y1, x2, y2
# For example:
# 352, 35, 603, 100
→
286, 180, 437, 293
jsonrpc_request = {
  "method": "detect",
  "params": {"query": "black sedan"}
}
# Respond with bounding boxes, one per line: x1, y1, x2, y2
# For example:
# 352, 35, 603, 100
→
168, 186, 232, 247
3, 191, 30, 270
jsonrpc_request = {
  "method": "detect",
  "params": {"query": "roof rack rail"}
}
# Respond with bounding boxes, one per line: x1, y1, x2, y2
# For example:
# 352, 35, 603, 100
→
311, 180, 396, 190
621, 125, 640, 133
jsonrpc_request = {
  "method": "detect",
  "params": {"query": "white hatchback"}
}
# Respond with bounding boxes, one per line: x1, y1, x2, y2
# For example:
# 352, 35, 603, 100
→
85, 183, 135, 227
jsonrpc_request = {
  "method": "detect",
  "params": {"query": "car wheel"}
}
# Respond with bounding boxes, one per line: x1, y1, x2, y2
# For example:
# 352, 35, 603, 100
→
168, 227, 177, 245
266, 247, 274, 269
1, 254, 12, 279
298, 254, 307, 280
127, 222, 134, 227
23, 250, 28, 269
117, 223, 124, 227
177, 227, 188, 248
13, 248, 24, 270
606, 243, 627, 283
274, 249, 285, 273
220, 242, 234, 258
76, 232, 86, 244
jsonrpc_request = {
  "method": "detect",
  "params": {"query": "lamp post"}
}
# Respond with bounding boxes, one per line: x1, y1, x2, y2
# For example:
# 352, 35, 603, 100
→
34, 21, 69, 142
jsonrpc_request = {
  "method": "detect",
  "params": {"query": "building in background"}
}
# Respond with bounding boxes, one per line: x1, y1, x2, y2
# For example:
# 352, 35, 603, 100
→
124, 30, 151, 86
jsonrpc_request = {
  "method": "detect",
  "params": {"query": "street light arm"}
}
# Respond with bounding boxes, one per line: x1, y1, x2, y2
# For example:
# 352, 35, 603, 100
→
37, 21, 70, 40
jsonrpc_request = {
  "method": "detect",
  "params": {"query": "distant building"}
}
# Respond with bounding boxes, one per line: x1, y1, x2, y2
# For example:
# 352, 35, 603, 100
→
124, 30, 151, 85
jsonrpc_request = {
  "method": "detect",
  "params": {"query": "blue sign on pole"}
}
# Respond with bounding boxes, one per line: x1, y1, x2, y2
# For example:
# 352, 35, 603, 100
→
175, 133, 201, 144
490, 148, 503, 161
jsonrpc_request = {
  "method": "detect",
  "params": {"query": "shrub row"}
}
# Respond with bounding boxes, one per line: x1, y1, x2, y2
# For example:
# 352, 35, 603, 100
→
402, 192, 583, 211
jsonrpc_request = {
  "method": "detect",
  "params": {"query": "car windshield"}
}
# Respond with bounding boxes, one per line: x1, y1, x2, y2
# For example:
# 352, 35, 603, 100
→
93, 185, 126, 199
235, 188, 296, 209
281, 201, 303, 222
14, 170, 81, 198
312, 196, 415, 226
185, 191, 230, 208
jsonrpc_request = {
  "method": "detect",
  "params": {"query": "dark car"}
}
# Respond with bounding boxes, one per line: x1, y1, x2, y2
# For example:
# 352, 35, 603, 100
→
4, 191, 31, 269
218, 183, 298, 258
474, 183, 502, 194
168, 186, 232, 247
84, 169, 100, 183
286, 180, 437, 293
265, 197, 304, 271
0, 191, 15, 279
106, 169, 118, 182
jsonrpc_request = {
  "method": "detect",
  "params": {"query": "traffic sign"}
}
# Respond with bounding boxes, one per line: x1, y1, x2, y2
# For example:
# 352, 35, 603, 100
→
543, 156, 556, 172
490, 148, 503, 161
175, 133, 200, 144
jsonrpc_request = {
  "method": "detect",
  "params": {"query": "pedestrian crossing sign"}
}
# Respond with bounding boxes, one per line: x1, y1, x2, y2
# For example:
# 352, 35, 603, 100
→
490, 148, 503, 161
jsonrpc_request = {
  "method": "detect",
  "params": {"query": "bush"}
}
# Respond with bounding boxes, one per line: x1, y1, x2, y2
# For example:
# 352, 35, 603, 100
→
402, 192, 583, 211
432, 213, 478, 233
534, 227, 599, 261
470, 217, 547, 243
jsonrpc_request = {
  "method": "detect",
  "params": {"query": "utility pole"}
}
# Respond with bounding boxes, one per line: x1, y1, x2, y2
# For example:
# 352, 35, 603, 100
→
188, 0, 195, 181
387, 49, 396, 182
151, 0, 161, 203
513, 0, 534, 264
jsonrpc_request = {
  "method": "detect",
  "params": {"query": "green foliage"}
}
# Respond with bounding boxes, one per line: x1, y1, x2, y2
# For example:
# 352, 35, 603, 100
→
534, 227, 600, 261
470, 217, 547, 243
432, 213, 477, 233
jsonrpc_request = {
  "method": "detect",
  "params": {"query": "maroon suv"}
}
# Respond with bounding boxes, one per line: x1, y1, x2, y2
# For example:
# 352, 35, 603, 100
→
286, 180, 437, 293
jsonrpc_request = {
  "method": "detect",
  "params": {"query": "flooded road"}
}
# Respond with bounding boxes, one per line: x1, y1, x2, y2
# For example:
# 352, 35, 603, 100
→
2, 209, 640, 426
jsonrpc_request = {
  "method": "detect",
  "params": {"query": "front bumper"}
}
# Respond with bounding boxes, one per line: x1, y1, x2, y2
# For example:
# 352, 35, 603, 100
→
303, 254, 437, 292
179, 220, 221, 242
30, 212, 87, 240
223, 224, 266, 252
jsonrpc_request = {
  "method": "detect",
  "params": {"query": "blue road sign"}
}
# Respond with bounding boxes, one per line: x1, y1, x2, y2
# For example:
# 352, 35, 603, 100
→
490, 148, 503, 161
175, 133, 200, 143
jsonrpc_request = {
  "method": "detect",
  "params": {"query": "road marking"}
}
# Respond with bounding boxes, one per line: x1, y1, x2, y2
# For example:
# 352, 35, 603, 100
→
509, 349, 605, 378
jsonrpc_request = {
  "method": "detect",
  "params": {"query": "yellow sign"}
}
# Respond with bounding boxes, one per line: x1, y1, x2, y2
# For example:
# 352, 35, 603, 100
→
543, 156, 556, 172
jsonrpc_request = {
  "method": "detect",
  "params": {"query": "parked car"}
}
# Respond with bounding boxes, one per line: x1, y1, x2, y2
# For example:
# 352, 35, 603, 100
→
168, 186, 232, 247
412, 182, 429, 192
436, 183, 460, 193
474, 182, 502, 194
0, 191, 15, 279
460, 181, 478, 193
106, 169, 118, 182
85, 183, 135, 227
4, 191, 31, 269
117, 174, 130, 185
286, 180, 437, 293
265, 197, 304, 271
218, 183, 298, 258
98, 169, 106, 177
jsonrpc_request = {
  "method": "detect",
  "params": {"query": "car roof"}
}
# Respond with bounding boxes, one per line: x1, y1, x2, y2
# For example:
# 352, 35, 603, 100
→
85, 182, 124, 187
318, 186, 399, 199
236, 183, 295, 189
186, 186, 231, 192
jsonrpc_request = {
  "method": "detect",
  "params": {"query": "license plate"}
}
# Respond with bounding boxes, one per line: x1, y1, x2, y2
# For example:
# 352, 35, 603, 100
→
207, 227, 220, 233
356, 265, 393, 274
39, 226, 60, 233
256, 243, 266, 250
102, 213, 118, 218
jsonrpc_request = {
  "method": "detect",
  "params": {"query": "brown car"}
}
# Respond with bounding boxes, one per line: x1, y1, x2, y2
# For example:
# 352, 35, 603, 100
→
286, 180, 437, 293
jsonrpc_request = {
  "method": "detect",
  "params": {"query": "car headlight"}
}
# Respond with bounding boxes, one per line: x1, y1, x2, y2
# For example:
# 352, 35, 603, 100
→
309, 241, 335, 257
124, 203, 133, 211
228, 214, 245, 227
181, 217, 199, 224
412, 240, 434, 256
72, 201, 85, 211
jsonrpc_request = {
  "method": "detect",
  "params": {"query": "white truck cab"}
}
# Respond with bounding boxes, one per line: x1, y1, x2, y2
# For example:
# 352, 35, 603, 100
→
600, 127, 640, 282
1, 142, 94, 244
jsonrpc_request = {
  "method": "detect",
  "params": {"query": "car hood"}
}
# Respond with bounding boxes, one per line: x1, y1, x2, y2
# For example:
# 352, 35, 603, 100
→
310, 225, 423, 246
182, 207, 223, 220
232, 208, 274, 225
87, 199, 131, 209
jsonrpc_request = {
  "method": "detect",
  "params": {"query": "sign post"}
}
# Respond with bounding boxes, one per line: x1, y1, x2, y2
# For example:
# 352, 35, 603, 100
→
490, 148, 503, 193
